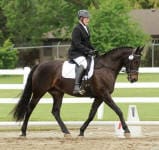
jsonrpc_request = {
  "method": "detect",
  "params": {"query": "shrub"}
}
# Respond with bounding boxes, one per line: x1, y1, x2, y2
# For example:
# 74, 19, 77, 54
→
0, 39, 18, 69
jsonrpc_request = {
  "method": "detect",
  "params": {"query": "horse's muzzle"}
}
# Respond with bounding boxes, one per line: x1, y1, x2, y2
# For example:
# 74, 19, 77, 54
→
127, 72, 138, 83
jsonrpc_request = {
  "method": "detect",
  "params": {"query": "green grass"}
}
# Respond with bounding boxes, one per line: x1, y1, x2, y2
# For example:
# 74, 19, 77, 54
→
0, 88, 159, 98
112, 88, 159, 97
0, 75, 22, 84
0, 73, 159, 121
0, 73, 159, 98
0, 73, 159, 84
116, 73, 159, 82
0, 103, 159, 121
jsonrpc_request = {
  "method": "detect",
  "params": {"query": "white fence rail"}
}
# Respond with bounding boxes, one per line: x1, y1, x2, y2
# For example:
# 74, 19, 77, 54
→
0, 97, 159, 104
0, 67, 159, 126
1, 121, 159, 127
0, 67, 30, 86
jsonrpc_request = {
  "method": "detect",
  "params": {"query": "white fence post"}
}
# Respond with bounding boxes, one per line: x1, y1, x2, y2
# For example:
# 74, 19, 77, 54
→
23, 67, 31, 85
97, 102, 104, 119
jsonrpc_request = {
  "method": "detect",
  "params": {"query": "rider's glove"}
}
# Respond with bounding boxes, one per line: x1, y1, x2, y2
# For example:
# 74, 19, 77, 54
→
87, 50, 96, 56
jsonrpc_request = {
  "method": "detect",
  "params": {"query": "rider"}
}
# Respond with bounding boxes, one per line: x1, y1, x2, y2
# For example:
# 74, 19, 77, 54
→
68, 10, 95, 95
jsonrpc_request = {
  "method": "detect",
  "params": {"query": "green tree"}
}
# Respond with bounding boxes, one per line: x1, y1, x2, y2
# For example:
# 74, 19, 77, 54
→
36, 0, 98, 38
0, 39, 18, 68
35, 0, 76, 38
2, 0, 77, 45
129, 0, 159, 8
0, 6, 8, 46
2, 0, 38, 46
1, 0, 99, 45
1, 0, 151, 49
89, 0, 149, 52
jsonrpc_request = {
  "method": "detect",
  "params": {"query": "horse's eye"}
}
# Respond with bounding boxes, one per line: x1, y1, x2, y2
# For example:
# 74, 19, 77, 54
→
133, 60, 139, 65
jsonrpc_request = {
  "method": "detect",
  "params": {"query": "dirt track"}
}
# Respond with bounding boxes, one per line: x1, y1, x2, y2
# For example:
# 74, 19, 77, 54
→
0, 126, 159, 150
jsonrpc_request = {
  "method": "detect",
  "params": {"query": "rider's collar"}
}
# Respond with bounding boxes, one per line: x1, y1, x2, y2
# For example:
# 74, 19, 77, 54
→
79, 20, 87, 27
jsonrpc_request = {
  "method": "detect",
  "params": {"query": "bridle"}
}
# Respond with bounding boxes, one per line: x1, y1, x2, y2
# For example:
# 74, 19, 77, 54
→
126, 53, 141, 76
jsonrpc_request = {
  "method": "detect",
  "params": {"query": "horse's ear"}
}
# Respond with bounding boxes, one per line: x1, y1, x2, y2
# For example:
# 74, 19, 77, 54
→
135, 46, 144, 55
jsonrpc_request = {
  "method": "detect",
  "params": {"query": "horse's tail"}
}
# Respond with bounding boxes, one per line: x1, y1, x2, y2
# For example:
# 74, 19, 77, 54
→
12, 65, 38, 121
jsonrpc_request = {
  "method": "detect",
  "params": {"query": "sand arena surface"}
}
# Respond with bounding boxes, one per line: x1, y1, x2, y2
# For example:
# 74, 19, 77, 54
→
0, 126, 159, 150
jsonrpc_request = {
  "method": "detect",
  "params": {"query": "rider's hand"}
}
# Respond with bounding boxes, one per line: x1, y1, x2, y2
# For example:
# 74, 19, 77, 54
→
87, 50, 96, 56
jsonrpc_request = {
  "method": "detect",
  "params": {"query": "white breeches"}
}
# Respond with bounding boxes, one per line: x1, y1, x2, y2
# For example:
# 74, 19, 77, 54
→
73, 56, 87, 69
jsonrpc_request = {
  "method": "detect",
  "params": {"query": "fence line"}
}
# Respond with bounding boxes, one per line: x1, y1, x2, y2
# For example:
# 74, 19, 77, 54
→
1, 121, 159, 127
0, 97, 159, 104
1, 82, 159, 89
139, 67, 159, 73
0, 67, 30, 85
0, 67, 159, 125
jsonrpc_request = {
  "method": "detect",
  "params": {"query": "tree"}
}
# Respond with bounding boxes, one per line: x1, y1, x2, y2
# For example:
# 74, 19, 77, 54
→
0, 39, 18, 68
2, 0, 80, 45
129, 0, 159, 8
89, 0, 149, 52
0, 6, 8, 46
1, 0, 151, 48
2, 0, 39, 46
65, 0, 99, 9
1, 0, 100, 46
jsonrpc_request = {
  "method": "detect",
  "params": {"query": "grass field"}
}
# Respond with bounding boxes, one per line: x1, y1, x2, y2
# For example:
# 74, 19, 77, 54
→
0, 73, 159, 98
0, 73, 159, 83
0, 103, 158, 121
0, 73, 159, 121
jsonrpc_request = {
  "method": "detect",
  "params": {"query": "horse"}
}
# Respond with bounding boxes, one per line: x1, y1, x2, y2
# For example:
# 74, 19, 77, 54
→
12, 46, 144, 137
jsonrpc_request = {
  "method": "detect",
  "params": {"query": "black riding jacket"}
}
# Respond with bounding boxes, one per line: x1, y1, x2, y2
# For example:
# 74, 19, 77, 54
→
68, 23, 95, 59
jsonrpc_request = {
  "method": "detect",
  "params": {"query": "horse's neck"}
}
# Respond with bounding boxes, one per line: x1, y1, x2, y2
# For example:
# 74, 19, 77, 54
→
96, 49, 131, 74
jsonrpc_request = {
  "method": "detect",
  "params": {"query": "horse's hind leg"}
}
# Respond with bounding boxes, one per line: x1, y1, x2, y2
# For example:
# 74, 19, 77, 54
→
79, 99, 102, 136
49, 90, 70, 136
21, 94, 43, 136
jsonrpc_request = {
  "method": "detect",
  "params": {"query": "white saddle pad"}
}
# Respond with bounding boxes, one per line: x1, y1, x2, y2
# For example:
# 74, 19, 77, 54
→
62, 57, 94, 79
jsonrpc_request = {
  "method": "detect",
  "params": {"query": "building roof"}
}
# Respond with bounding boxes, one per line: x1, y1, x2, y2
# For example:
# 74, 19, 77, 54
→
131, 9, 159, 37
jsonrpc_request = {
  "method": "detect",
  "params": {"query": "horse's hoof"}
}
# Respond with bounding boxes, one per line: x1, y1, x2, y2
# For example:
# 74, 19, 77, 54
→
77, 135, 84, 139
19, 134, 26, 138
20, 132, 26, 136
124, 132, 131, 138
64, 134, 72, 138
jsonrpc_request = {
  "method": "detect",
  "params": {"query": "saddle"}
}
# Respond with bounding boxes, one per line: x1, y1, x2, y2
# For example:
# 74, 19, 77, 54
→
62, 56, 94, 79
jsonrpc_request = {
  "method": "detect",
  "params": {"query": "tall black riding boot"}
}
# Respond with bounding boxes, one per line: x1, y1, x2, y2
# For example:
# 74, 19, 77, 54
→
73, 65, 85, 95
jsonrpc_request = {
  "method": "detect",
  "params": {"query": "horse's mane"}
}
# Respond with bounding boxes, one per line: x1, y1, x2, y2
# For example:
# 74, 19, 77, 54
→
101, 46, 133, 57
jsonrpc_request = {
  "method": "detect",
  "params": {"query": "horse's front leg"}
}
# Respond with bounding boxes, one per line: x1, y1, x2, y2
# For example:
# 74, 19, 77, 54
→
103, 93, 130, 136
79, 98, 103, 136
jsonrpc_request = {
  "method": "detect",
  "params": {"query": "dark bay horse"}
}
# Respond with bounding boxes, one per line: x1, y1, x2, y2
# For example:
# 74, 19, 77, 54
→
12, 46, 144, 137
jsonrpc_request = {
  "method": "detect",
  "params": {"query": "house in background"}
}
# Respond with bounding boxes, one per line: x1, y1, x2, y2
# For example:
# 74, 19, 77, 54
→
131, 9, 159, 66
131, 9, 159, 43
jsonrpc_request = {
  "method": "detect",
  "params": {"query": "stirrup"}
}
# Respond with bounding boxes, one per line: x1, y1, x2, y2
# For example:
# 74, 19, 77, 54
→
73, 86, 85, 95
73, 89, 85, 95
79, 89, 85, 95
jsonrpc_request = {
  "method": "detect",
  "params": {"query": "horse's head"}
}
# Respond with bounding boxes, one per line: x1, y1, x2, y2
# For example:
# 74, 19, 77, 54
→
125, 47, 144, 83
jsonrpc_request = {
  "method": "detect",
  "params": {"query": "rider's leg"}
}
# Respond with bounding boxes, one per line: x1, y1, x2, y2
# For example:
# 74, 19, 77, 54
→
73, 65, 85, 94
73, 56, 87, 94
